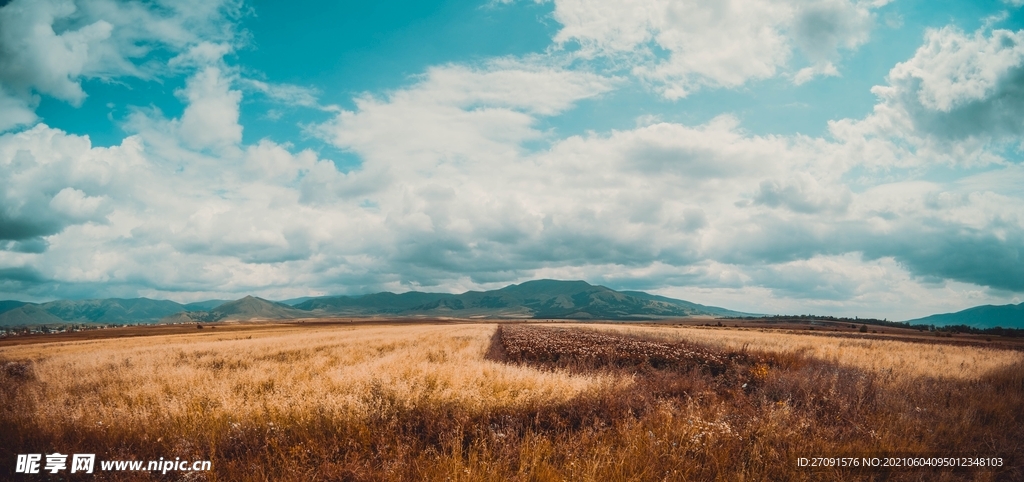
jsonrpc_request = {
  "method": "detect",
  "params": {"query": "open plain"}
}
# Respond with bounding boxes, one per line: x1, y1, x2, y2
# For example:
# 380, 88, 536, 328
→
2, 320, 1022, 481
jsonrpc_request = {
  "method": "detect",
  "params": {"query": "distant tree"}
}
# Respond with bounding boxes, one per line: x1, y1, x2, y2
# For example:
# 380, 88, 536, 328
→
859, 324, 868, 333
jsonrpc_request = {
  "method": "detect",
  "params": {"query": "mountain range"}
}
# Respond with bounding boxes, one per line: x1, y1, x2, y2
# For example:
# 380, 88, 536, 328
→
0, 298, 188, 326
293, 280, 752, 319
904, 302, 1024, 329
3, 280, 1020, 329
163, 296, 310, 323
0, 280, 751, 327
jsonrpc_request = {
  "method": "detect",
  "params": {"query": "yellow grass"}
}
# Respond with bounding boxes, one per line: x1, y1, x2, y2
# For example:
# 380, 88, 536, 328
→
2, 322, 1020, 480
575, 323, 1024, 381
1, 324, 619, 427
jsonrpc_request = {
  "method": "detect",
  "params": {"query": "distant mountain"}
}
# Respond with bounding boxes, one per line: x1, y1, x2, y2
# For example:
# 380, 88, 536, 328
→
168, 296, 311, 323
620, 291, 753, 318
0, 300, 31, 315
212, 296, 310, 320
183, 300, 231, 311
905, 302, 1024, 329
0, 298, 187, 326
278, 296, 318, 306
0, 280, 754, 327
0, 304, 64, 327
295, 280, 754, 319
295, 292, 450, 313
39, 298, 186, 324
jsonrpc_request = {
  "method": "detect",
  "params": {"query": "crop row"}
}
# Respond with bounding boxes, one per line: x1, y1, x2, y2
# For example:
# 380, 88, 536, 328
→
499, 324, 757, 375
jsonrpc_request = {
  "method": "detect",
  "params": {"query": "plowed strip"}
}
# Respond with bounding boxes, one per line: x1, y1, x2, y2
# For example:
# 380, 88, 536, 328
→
499, 324, 759, 375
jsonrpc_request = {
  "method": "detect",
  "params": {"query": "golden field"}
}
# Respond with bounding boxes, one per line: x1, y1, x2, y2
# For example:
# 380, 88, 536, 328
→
575, 323, 1024, 381
1, 321, 1022, 481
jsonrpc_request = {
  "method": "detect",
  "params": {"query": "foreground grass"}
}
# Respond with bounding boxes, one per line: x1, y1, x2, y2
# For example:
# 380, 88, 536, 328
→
1, 322, 1021, 480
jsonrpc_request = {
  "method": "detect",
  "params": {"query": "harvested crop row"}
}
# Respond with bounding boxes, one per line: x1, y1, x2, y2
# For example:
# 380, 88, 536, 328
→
499, 324, 760, 376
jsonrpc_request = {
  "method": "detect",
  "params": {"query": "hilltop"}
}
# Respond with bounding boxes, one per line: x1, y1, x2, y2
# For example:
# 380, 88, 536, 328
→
169, 296, 310, 323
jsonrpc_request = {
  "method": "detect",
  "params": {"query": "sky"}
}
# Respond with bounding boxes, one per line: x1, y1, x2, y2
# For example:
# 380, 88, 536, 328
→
1, 0, 1023, 320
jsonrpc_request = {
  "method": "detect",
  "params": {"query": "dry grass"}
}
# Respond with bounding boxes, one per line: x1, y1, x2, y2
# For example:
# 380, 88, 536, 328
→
2, 322, 1021, 481
1, 324, 614, 421
576, 323, 1024, 382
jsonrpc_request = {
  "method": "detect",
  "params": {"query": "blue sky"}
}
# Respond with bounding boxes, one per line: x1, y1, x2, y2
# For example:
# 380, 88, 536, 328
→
1, 0, 1023, 320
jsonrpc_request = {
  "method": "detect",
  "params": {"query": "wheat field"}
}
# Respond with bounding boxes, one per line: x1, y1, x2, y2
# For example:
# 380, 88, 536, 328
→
2, 322, 1021, 480
575, 323, 1024, 381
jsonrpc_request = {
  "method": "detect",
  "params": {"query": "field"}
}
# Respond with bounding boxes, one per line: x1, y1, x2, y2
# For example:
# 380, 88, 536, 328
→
1, 321, 1022, 481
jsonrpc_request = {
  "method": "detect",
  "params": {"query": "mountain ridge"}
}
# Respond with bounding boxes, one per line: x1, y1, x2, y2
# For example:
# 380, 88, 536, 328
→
904, 302, 1024, 329
0, 298, 188, 327
0, 280, 755, 326
12, 283, 1021, 328
294, 280, 756, 320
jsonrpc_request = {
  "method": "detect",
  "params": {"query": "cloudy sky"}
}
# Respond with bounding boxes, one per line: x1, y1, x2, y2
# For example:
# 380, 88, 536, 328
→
1, 0, 1022, 320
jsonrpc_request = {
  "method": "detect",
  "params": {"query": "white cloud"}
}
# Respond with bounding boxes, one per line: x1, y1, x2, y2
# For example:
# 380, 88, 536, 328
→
831, 26, 1024, 167
753, 173, 852, 214
177, 66, 243, 151
168, 41, 234, 69
0, 122, 351, 297
0, 0, 241, 132
650, 255, 1010, 320
306, 56, 1024, 304
549, 0, 885, 97
790, 0, 875, 63
0, 86, 38, 132
3, 91, 1022, 315
48, 187, 110, 222
887, 27, 1024, 112
0, 124, 138, 242
0, 0, 111, 105
793, 62, 839, 85
315, 59, 617, 172
241, 79, 336, 111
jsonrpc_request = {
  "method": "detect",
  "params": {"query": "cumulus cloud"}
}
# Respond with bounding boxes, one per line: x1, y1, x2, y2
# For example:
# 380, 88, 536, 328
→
0, 0, 112, 105
0, 125, 126, 242
312, 68, 840, 287
4, 96, 1022, 318
6, 68, 1021, 315
0, 86, 38, 136
177, 66, 243, 151
790, 0, 875, 64
315, 59, 618, 172
832, 26, 1024, 166
0, 0, 241, 132
753, 173, 852, 214
0, 122, 347, 299
853, 185, 1024, 292
549, 0, 885, 97
892, 29, 1024, 113
48, 187, 111, 222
